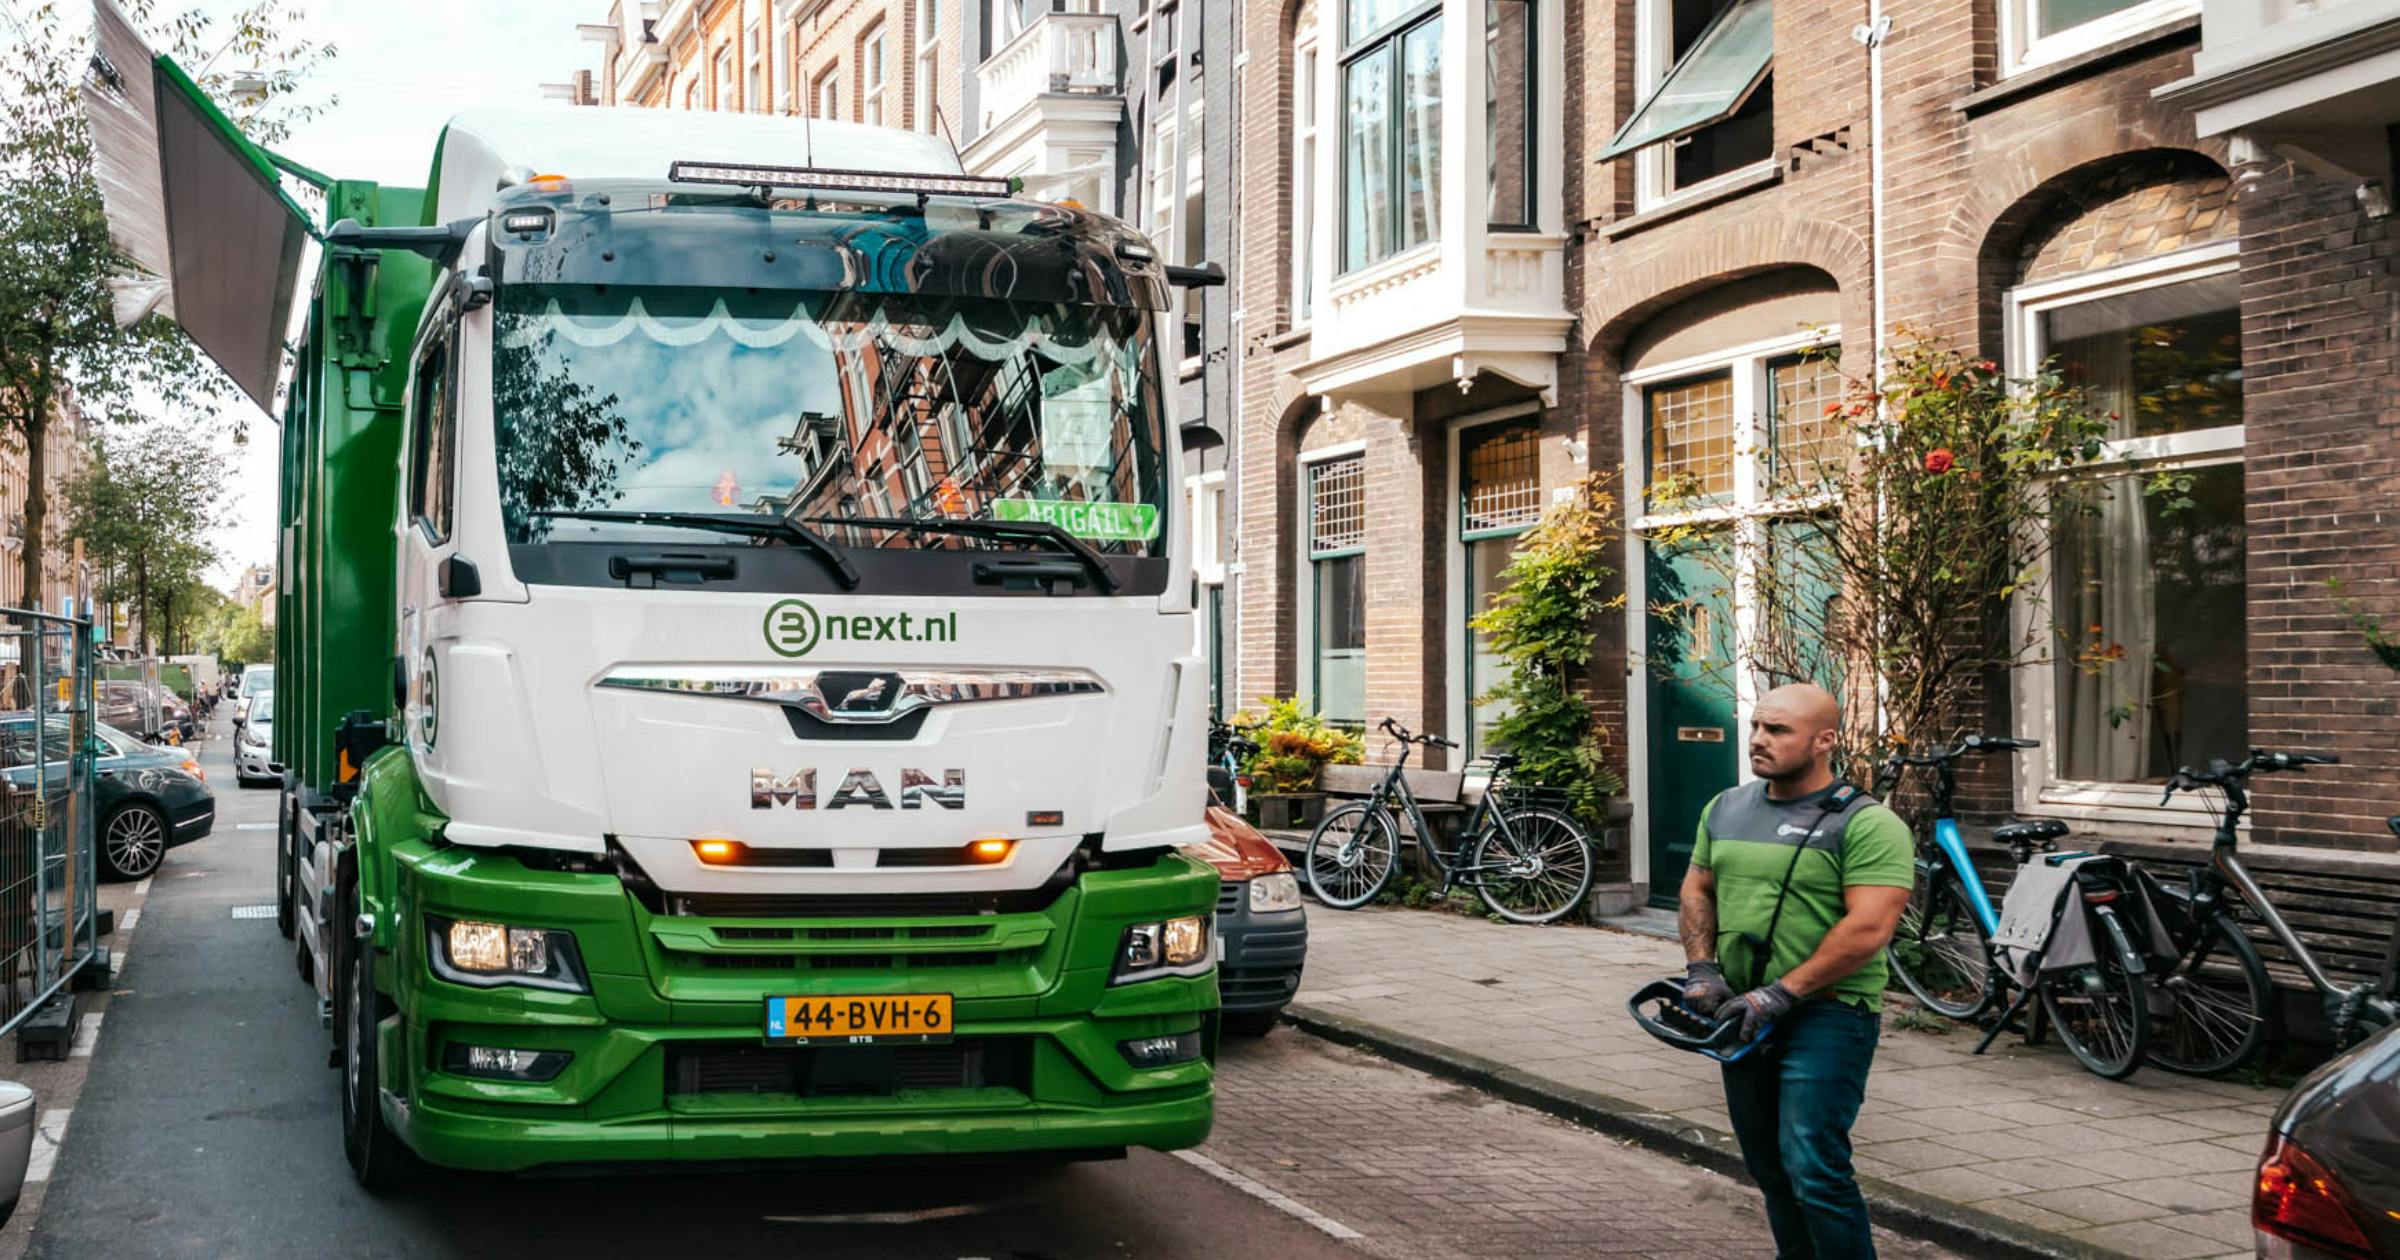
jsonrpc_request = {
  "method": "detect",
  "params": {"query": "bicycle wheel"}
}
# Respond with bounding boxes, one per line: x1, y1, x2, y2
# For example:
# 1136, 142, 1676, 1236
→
1886, 862, 1997, 1020
2039, 931, 2152, 1080
1468, 806, 1596, 925
2144, 887, 2274, 1076
1305, 803, 1398, 909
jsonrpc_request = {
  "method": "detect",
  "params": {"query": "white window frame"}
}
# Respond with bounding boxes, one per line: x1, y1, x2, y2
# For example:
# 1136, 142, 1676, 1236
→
1295, 439, 1368, 717
1444, 403, 1544, 764
915, 0, 940, 133
862, 21, 888, 126
816, 68, 843, 120
1291, 29, 1321, 326
2002, 0, 2201, 77
2004, 242, 2244, 828
1148, 115, 1178, 250
1619, 328, 1838, 887
1187, 470, 1230, 708
1630, 0, 1775, 214
714, 45, 734, 109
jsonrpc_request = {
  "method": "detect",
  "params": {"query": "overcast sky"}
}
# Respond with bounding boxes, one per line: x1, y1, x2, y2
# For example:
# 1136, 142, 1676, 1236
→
167, 0, 607, 585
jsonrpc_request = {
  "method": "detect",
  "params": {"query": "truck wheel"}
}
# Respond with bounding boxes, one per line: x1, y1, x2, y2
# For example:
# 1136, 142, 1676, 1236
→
1223, 1009, 1282, 1038
338, 896, 418, 1191
274, 792, 295, 940
99, 804, 168, 881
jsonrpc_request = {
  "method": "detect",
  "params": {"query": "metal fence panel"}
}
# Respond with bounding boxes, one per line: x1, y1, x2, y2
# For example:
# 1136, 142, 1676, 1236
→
0, 612, 99, 1038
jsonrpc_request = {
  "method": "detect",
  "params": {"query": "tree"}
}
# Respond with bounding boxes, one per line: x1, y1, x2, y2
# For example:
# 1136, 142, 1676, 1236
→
62, 421, 229, 654
198, 598, 269, 665
0, 1, 331, 611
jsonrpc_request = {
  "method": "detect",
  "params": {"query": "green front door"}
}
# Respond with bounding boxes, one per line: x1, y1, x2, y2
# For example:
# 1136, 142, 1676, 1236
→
1643, 534, 1738, 909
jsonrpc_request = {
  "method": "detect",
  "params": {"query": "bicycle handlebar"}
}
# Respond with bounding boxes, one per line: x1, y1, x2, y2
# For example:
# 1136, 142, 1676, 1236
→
1878, 734, 2040, 773
2160, 748, 2339, 805
1378, 716, 1459, 750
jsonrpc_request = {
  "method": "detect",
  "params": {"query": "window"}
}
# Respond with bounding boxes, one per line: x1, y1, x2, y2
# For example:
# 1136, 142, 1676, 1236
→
1188, 472, 1228, 714
1458, 419, 1541, 757
1602, 0, 1774, 207
1485, 0, 1535, 229
2005, 0, 2199, 74
1645, 371, 1734, 505
862, 21, 888, 126
815, 68, 842, 120
1342, 0, 1442, 272
684, 78, 699, 110
915, 0, 940, 133
2010, 247, 2245, 801
409, 331, 457, 542
1764, 352, 1846, 493
1307, 453, 1367, 723
1148, 115, 1177, 255
1292, 30, 1321, 321
714, 46, 734, 109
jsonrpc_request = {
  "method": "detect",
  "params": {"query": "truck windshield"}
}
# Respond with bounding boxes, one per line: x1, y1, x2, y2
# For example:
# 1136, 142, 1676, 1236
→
493, 284, 1170, 558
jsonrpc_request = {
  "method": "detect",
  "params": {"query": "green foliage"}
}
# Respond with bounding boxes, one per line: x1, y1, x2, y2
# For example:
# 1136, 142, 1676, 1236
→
63, 422, 230, 652
199, 601, 271, 665
1468, 475, 1625, 824
1227, 696, 1363, 794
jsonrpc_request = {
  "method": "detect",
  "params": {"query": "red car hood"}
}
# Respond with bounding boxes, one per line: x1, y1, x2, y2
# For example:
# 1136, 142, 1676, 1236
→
1184, 805, 1293, 881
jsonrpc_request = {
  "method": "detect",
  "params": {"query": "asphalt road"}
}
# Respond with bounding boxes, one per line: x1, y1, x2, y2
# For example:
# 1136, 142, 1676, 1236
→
23, 715, 1950, 1259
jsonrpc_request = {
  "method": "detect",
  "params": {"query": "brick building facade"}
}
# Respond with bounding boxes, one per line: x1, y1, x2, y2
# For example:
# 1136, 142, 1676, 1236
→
1232, 0, 2399, 904
583, 0, 956, 138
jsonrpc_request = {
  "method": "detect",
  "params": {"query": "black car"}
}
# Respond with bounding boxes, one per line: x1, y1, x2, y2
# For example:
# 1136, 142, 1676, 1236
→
2258, 1021, 2400, 1260
0, 714, 215, 881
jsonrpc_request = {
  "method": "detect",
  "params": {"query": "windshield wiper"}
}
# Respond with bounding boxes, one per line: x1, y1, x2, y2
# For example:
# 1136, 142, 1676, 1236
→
532, 509, 861, 589
801, 514, 1120, 595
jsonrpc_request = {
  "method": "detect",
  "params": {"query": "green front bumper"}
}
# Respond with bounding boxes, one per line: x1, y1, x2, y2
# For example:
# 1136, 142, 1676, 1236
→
378, 842, 1219, 1172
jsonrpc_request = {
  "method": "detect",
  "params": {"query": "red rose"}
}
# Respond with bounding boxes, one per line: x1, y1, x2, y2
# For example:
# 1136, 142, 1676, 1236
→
1977, 359, 1998, 372
1924, 448, 1956, 474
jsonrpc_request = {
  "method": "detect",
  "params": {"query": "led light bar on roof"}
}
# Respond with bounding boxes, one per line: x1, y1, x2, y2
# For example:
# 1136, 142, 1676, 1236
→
667, 161, 1021, 199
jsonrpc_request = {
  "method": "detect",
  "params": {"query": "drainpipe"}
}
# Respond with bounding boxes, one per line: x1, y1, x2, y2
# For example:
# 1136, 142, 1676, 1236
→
1853, 2, 1890, 384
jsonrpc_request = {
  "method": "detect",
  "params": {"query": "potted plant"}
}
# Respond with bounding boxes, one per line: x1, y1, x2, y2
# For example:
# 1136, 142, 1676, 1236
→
1230, 697, 1362, 830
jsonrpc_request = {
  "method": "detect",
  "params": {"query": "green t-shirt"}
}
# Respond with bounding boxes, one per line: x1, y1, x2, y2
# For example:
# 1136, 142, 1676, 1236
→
1692, 780, 1915, 1011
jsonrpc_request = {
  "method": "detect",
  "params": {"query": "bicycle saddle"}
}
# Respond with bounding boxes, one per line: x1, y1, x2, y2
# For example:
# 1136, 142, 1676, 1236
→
1627, 979, 1775, 1064
1991, 819, 2069, 847
1487, 752, 1522, 770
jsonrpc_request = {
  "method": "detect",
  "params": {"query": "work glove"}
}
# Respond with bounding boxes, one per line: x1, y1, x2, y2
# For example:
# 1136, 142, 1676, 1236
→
1718, 981, 1799, 1041
1682, 960, 1735, 1012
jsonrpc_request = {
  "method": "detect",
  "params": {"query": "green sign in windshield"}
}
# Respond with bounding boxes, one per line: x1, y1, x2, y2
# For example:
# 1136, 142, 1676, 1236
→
993, 499, 1161, 542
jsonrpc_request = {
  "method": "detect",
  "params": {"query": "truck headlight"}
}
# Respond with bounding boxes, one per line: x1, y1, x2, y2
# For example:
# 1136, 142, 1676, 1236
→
1248, 872, 1303, 914
427, 915, 589, 993
1112, 914, 1213, 984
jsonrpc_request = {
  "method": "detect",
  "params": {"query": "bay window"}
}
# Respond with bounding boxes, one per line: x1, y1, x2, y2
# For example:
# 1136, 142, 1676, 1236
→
1343, 0, 1443, 272
1486, 0, 1534, 229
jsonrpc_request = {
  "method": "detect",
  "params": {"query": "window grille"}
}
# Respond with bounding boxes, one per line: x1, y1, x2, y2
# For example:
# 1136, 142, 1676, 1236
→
1646, 373, 1734, 501
1308, 456, 1365, 554
1767, 354, 1847, 493
1462, 423, 1541, 533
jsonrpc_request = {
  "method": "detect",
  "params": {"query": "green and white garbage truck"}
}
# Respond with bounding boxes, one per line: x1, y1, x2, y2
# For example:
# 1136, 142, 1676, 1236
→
83, 0, 1225, 1184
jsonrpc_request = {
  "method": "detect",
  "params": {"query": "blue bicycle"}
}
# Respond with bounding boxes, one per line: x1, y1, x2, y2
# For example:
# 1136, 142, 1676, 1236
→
1878, 735, 2156, 1079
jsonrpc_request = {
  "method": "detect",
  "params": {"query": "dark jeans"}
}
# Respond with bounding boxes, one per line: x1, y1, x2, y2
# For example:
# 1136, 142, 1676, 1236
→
1720, 998, 1880, 1260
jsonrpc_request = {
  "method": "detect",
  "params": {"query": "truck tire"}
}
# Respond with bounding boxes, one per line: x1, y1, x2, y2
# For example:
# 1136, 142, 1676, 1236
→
275, 791, 295, 940
338, 891, 419, 1191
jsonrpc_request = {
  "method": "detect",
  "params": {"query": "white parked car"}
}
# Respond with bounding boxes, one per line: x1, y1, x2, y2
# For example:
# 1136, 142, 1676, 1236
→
235, 692, 275, 787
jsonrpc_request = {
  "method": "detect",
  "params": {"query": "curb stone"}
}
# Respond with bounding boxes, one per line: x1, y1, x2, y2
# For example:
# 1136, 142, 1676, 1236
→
1283, 1002, 2131, 1260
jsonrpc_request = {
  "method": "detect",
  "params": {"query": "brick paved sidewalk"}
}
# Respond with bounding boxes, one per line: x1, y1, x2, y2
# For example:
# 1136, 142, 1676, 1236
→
1288, 906, 2282, 1260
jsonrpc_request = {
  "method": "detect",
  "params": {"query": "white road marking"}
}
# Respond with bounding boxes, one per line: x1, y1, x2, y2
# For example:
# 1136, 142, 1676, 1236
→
24, 1108, 70, 1183
132, 878, 151, 898
235, 822, 273, 831
118, 907, 139, 932
228, 905, 276, 920
69, 1012, 103, 1057
1169, 1149, 1366, 1241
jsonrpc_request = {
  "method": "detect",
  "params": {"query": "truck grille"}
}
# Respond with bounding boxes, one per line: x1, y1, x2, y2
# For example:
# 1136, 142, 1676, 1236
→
1216, 882, 1243, 914
691, 948, 1040, 973
670, 888, 1061, 918
666, 1039, 1030, 1096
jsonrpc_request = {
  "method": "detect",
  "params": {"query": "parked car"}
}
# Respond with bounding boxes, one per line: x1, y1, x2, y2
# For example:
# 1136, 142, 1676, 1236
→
97, 679, 183, 745
2255, 898, 2400, 1259
1184, 799, 1309, 1038
0, 714, 214, 881
235, 692, 275, 787
233, 664, 274, 733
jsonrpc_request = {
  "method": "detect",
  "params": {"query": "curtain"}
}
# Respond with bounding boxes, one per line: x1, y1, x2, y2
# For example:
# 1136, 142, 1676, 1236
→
2055, 332, 2156, 782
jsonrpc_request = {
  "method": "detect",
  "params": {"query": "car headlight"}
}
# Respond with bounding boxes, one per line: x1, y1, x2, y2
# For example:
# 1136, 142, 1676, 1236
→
426, 915, 589, 993
1112, 914, 1213, 985
1248, 872, 1303, 914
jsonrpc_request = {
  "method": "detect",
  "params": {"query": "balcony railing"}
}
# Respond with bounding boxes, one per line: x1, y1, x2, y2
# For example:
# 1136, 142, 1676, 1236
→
978, 10, 1119, 131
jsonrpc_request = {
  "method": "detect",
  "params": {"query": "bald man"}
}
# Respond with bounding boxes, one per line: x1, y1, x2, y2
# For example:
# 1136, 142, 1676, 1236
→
1678, 684, 1914, 1260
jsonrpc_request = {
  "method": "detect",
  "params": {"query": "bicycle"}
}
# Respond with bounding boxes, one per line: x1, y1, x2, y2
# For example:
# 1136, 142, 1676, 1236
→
1878, 734, 2155, 1080
1205, 717, 1256, 812
1303, 717, 1597, 925
2145, 750, 2396, 1075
